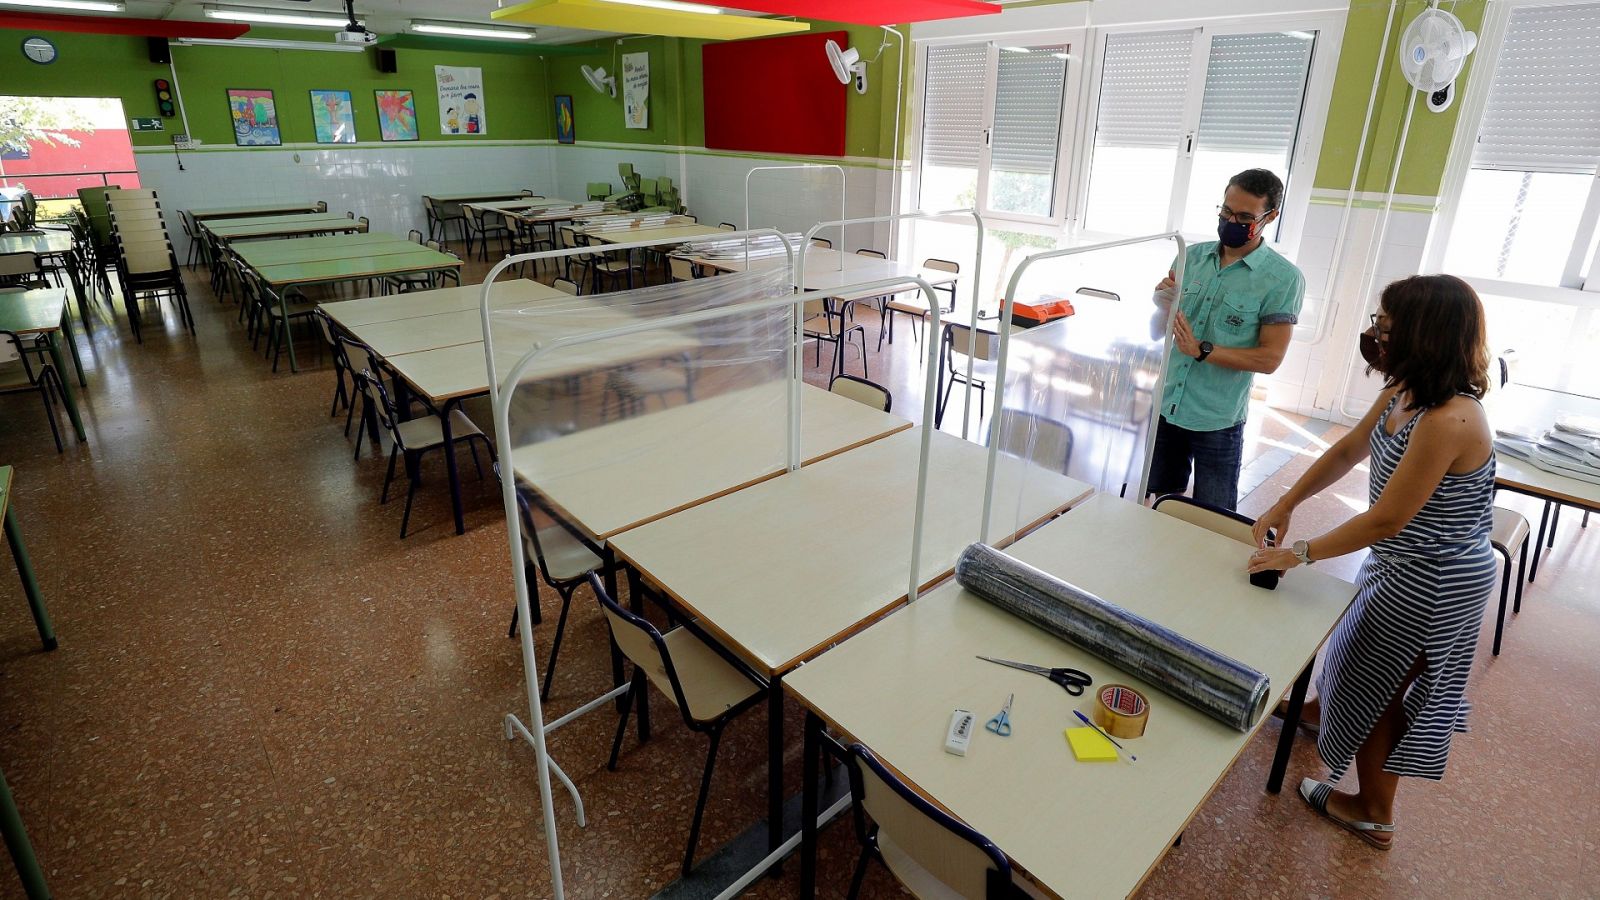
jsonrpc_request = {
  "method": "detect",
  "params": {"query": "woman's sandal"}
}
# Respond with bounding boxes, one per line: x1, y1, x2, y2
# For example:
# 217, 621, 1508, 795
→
1299, 779, 1395, 850
1272, 698, 1321, 736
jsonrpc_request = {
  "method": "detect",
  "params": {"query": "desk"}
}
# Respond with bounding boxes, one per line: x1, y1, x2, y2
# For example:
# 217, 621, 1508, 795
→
464, 198, 573, 217
189, 202, 321, 221
786, 494, 1357, 898
429, 191, 529, 205
232, 232, 410, 268
1487, 383, 1600, 581
692, 248, 960, 296
611, 426, 1093, 862
320, 279, 561, 329
205, 213, 365, 242
0, 289, 86, 437
0, 231, 91, 327
348, 309, 493, 358
582, 223, 722, 245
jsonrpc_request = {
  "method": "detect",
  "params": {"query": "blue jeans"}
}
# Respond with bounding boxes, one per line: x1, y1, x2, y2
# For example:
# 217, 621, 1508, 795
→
1147, 416, 1246, 511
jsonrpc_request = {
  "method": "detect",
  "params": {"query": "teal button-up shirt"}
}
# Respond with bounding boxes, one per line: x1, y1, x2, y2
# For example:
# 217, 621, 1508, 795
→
1161, 240, 1304, 432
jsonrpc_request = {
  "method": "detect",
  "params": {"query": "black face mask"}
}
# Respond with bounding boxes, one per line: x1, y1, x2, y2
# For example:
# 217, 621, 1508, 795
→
1217, 218, 1255, 248
1360, 326, 1388, 374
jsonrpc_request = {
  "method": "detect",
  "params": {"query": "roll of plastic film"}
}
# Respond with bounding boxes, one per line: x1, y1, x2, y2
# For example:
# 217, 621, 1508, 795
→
1094, 684, 1149, 739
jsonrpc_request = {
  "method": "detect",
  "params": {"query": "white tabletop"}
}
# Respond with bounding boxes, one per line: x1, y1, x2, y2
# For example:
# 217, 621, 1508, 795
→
583, 223, 723, 245
1488, 383, 1600, 508
320, 279, 562, 328
512, 382, 910, 542
611, 427, 1094, 676
693, 248, 960, 299
464, 198, 573, 216
785, 493, 1357, 898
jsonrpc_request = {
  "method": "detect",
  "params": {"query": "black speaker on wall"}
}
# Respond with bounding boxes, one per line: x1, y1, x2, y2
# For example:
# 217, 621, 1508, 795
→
376, 48, 398, 74
148, 36, 171, 65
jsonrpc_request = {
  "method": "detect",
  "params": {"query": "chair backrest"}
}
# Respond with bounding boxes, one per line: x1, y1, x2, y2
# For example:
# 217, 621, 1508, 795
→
463, 205, 485, 227
0, 252, 41, 280
856, 248, 886, 260
719, 222, 737, 231
948, 323, 997, 360
830, 374, 891, 412
178, 210, 197, 238
521, 189, 536, 197
587, 572, 697, 717
639, 177, 658, 201
1152, 494, 1259, 546
315, 200, 329, 212
803, 297, 828, 318
811, 237, 832, 249
0, 330, 24, 367
358, 216, 370, 233
924, 258, 960, 275
668, 256, 698, 282
667, 214, 695, 225
425, 239, 443, 252
1497, 350, 1519, 388
848, 743, 1016, 899
553, 277, 579, 295
359, 367, 405, 443
408, 229, 424, 244
989, 409, 1073, 475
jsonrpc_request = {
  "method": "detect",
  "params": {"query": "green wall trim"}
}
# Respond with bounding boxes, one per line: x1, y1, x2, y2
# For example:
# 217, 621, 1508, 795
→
132, 138, 554, 154
557, 140, 896, 171
1307, 194, 1438, 214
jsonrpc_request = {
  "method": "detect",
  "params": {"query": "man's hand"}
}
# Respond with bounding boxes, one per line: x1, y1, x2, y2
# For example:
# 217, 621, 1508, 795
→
1172, 310, 1202, 358
1156, 268, 1176, 294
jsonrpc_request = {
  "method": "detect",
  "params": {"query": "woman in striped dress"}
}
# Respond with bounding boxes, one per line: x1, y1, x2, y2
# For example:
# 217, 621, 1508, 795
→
1246, 274, 1496, 850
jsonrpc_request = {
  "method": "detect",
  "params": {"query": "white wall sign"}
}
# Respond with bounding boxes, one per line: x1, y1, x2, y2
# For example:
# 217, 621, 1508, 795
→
623, 52, 650, 130
436, 65, 487, 135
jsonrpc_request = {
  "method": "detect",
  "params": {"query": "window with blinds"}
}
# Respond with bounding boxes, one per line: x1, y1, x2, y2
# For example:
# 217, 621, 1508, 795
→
920, 44, 987, 170
1195, 32, 1315, 156
992, 47, 1068, 176
1472, 1, 1600, 175
1093, 30, 1194, 150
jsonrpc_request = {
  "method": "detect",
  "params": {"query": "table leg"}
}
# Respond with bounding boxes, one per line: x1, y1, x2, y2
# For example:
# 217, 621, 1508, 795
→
439, 399, 465, 535
625, 566, 650, 741
609, 556, 627, 713
768, 675, 785, 868
63, 253, 91, 334
0, 764, 48, 900
43, 334, 85, 442
1530, 501, 1551, 583
1266, 663, 1312, 794
58, 312, 86, 388
799, 710, 822, 899
933, 325, 949, 429
4, 508, 56, 652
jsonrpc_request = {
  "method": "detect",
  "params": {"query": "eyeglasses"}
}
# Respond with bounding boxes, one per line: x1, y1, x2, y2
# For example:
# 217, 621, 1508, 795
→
1216, 205, 1270, 225
1368, 313, 1391, 337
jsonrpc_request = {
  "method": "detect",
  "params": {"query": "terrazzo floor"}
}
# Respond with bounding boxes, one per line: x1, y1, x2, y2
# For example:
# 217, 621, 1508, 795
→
0, 248, 1594, 899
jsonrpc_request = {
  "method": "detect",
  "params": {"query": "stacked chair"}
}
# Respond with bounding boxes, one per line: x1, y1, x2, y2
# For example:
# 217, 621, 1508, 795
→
104, 188, 194, 342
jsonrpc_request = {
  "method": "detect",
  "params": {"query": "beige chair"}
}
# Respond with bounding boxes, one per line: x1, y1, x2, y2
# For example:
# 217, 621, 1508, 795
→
1151, 493, 1256, 545
552, 277, 579, 296
0, 329, 66, 453
593, 572, 765, 877
361, 372, 495, 538
805, 296, 868, 381
886, 258, 959, 347
811, 237, 832, 249
0, 252, 45, 289
988, 409, 1073, 475
829, 373, 891, 412
718, 222, 737, 231
844, 742, 1032, 899
667, 256, 699, 283
1488, 506, 1530, 656
937, 323, 997, 429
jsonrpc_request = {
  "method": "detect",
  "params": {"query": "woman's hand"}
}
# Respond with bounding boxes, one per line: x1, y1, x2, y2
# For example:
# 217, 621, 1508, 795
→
1247, 547, 1301, 575
1252, 502, 1293, 548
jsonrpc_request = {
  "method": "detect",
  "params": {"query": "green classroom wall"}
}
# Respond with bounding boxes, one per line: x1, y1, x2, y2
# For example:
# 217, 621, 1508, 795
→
0, 26, 551, 148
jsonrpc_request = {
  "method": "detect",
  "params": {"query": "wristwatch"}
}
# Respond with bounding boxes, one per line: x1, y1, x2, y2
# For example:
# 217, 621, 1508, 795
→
1195, 340, 1214, 362
1292, 540, 1314, 566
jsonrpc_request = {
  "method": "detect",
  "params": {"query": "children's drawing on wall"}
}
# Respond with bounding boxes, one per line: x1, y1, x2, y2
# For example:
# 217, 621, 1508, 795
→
227, 89, 281, 147
310, 90, 356, 144
435, 66, 487, 135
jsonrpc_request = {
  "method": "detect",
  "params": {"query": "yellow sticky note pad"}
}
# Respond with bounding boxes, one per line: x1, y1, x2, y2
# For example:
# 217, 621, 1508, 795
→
1066, 726, 1118, 762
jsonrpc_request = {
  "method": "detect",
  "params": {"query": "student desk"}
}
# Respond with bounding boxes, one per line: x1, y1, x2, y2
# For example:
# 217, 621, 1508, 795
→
232, 232, 408, 268
429, 191, 530, 205
1486, 383, 1600, 582
204, 213, 365, 242
692, 247, 960, 295
581, 223, 723, 245
319, 279, 559, 329
787, 493, 1358, 898
609, 426, 1093, 862
0, 289, 86, 438
0, 231, 91, 328
189, 202, 321, 221
463, 198, 575, 217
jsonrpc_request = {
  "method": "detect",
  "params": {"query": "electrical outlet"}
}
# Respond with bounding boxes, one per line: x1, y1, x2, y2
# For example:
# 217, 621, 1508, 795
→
172, 137, 200, 151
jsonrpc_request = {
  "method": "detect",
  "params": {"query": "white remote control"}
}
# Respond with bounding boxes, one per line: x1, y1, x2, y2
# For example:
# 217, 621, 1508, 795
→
944, 709, 975, 756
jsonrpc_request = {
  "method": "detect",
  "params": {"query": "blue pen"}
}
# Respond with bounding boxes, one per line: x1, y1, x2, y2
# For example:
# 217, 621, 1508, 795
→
1074, 710, 1137, 763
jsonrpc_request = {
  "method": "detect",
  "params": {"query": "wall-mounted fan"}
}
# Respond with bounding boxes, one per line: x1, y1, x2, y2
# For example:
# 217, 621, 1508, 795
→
826, 39, 868, 95
582, 65, 616, 98
1399, 7, 1476, 112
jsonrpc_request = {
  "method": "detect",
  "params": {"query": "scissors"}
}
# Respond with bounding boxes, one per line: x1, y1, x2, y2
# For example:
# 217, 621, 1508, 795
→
985, 693, 1014, 737
978, 656, 1093, 696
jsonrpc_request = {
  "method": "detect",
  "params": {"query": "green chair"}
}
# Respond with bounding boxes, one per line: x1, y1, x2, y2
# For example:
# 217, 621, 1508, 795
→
587, 182, 612, 201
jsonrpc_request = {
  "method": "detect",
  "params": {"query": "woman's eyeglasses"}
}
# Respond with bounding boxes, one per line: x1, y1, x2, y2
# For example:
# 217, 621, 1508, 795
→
1368, 313, 1392, 337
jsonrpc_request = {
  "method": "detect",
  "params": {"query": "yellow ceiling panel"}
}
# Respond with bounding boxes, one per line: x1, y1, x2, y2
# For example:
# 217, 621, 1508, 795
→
491, 0, 809, 40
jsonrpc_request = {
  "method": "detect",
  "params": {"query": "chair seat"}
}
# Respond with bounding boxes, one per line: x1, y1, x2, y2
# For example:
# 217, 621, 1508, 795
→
1491, 506, 1530, 553
620, 367, 689, 397
646, 627, 763, 723
526, 524, 604, 582
394, 408, 485, 452
595, 260, 638, 273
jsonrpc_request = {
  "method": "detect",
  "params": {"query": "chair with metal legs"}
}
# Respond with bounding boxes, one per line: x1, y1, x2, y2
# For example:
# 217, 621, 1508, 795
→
593, 572, 765, 877
361, 373, 496, 538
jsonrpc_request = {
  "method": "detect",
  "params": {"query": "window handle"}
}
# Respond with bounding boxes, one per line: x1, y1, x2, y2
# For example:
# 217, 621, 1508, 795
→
1182, 131, 1195, 155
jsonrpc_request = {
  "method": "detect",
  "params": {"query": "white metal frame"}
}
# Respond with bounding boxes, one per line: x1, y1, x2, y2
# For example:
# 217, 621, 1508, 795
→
475, 231, 951, 900
744, 164, 845, 251
1427, 0, 1600, 300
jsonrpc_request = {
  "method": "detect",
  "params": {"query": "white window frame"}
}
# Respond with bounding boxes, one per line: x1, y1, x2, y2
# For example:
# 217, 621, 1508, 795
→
907, 28, 1086, 231
1426, 0, 1600, 308
1068, 12, 1345, 259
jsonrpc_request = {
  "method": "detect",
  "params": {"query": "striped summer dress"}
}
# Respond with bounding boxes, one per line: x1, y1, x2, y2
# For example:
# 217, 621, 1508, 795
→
1315, 394, 1498, 782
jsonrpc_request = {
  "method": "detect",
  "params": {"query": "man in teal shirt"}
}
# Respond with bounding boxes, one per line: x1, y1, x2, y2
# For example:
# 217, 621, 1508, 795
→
1148, 169, 1305, 511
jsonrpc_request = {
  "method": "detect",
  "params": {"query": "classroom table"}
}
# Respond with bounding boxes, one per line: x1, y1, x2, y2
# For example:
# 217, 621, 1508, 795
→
691, 247, 962, 297
1486, 383, 1600, 581
0, 231, 91, 327
0, 466, 53, 899
234, 233, 424, 269
189, 201, 321, 221
462, 198, 573, 217
580, 223, 723, 245
254, 247, 461, 373
609, 425, 1094, 863
320, 278, 560, 329
0, 289, 86, 438
203, 213, 365, 242
429, 191, 531, 205
787, 493, 1358, 898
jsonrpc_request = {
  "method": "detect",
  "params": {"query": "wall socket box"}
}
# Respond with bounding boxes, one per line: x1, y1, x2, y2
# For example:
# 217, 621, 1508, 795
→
172, 135, 201, 150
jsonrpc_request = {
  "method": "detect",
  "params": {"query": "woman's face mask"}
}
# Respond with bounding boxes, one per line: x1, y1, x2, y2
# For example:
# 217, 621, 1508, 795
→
1361, 312, 1390, 373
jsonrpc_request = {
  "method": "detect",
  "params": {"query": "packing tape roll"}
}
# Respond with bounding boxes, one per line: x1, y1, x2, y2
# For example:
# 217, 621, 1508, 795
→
1094, 684, 1149, 739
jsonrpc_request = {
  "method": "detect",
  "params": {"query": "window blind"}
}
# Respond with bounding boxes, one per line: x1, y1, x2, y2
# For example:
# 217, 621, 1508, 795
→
1094, 30, 1194, 150
991, 47, 1068, 175
1195, 32, 1315, 155
1473, 1, 1600, 175
921, 44, 987, 169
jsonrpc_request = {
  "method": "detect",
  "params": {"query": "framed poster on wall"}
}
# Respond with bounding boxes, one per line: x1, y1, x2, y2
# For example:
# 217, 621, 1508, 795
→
375, 89, 419, 142
310, 89, 356, 144
555, 94, 575, 144
227, 89, 281, 147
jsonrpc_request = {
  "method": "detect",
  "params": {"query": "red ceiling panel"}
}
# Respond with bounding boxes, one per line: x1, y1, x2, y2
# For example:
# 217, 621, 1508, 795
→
0, 12, 249, 39
710, 0, 999, 27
